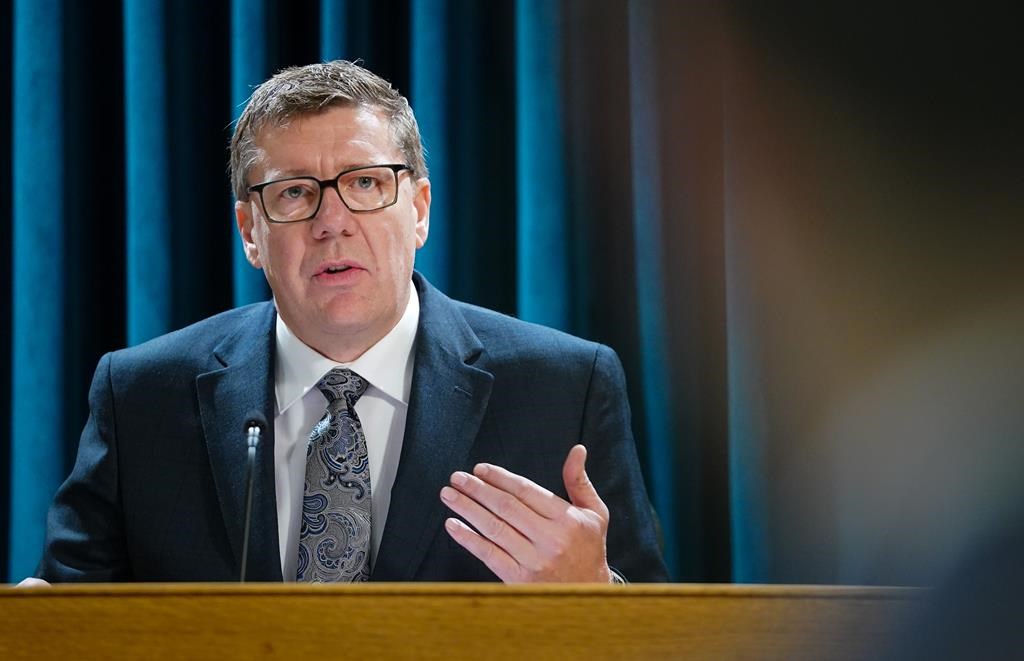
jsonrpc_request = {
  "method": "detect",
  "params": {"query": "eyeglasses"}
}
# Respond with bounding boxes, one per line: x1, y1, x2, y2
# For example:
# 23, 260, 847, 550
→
247, 163, 412, 223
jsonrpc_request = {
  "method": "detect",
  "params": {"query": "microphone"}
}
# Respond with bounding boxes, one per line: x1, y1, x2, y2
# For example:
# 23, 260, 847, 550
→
240, 412, 266, 582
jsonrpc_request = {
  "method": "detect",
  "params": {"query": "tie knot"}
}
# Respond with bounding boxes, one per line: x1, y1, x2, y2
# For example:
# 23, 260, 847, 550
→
316, 368, 368, 409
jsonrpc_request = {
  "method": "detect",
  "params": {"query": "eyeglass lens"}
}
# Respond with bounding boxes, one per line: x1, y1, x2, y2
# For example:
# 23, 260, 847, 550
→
260, 166, 399, 221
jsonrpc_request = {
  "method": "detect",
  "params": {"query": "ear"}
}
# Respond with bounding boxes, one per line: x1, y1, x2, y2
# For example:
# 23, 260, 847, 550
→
412, 177, 431, 249
235, 200, 263, 268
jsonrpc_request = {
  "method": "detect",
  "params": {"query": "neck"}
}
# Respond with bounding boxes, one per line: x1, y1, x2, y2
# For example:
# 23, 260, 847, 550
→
283, 288, 412, 364
302, 315, 400, 363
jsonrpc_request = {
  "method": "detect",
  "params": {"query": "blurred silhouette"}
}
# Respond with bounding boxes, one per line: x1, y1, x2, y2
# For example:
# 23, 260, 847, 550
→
719, 1, 1024, 585
721, 2, 1024, 656
883, 514, 1024, 659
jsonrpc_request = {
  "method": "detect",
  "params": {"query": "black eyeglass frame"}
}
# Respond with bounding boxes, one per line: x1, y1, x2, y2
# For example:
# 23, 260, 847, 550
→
247, 163, 412, 223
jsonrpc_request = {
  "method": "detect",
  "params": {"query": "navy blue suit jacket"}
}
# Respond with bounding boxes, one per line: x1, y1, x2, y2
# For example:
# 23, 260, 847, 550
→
38, 274, 668, 582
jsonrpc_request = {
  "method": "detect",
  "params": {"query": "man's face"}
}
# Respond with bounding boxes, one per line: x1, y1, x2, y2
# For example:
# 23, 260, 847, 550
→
236, 105, 430, 361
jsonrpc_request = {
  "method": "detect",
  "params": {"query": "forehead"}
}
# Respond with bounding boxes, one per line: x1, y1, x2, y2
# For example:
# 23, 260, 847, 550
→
252, 105, 400, 175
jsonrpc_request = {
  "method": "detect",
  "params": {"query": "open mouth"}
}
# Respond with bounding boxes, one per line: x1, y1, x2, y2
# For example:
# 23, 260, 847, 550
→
323, 265, 352, 274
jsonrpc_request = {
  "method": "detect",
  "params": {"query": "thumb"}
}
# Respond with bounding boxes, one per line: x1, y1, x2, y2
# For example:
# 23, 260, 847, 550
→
563, 444, 607, 516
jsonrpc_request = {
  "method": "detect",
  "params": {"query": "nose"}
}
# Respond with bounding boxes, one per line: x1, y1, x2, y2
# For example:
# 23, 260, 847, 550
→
310, 184, 358, 239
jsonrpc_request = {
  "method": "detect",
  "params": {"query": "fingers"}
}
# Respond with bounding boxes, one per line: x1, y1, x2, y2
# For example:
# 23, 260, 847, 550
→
15, 577, 51, 588
443, 517, 520, 583
440, 477, 538, 561
472, 462, 568, 520
439, 447, 614, 583
562, 444, 609, 519
441, 468, 549, 582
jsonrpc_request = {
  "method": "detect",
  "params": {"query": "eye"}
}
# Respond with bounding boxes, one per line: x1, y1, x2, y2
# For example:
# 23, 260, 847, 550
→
354, 175, 378, 190
281, 185, 308, 199
269, 180, 318, 203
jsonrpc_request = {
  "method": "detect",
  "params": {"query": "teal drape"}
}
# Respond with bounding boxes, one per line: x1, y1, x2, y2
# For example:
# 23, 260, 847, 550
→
124, 0, 173, 344
10, 0, 66, 578
231, 0, 273, 306
408, 0, 450, 292
626, 0, 680, 576
411, 0, 517, 313
0, 0, 11, 572
319, 0, 351, 61
6, 1, 1022, 587
0, 0, 735, 583
515, 0, 570, 331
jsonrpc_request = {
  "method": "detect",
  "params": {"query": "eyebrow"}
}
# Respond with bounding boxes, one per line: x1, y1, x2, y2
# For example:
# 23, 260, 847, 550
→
263, 163, 383, 180
269, 168, 311, 178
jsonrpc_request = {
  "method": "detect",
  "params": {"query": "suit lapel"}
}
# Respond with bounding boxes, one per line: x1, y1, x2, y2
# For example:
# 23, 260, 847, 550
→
195, 302, 283, 581
373, 275, 494, 580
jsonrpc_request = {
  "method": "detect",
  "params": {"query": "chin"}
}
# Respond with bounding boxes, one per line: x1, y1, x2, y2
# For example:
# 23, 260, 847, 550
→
316, 310, 373, 335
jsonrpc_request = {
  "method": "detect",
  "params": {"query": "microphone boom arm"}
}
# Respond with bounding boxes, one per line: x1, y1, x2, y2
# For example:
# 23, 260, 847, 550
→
240, 419, 263, 582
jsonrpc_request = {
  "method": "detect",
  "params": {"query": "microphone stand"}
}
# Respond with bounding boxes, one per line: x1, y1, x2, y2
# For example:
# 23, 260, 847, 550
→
240, 421, 261, 582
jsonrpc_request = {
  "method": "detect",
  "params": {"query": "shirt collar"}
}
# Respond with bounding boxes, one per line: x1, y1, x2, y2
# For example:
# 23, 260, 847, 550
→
274, 286, 420, 415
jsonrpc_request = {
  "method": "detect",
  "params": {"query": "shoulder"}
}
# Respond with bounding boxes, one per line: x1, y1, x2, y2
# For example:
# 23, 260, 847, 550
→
415, 273, 621, 375
453, 299, 622, 378
105, 301, 274, 379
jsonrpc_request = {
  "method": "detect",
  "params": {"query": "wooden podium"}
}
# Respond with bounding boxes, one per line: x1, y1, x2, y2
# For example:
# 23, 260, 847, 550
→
0, 583, 917, 659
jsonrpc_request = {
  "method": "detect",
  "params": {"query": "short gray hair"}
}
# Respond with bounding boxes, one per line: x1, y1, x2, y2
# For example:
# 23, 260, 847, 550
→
229, 60, 427, 201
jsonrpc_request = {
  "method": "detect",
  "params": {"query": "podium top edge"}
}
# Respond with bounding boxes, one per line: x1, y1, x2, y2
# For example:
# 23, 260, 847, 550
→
2, 582, 922, 600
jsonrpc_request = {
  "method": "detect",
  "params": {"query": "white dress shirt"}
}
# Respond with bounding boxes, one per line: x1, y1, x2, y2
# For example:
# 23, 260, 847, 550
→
273, 289, 419, 580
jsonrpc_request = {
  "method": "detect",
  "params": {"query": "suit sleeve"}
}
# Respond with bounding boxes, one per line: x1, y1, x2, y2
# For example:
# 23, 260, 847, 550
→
36, 352, 132, 582
583, 344, 670, 582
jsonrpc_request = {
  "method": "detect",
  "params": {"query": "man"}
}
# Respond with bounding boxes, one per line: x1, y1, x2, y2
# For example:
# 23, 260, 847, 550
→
33, 60, 667, 584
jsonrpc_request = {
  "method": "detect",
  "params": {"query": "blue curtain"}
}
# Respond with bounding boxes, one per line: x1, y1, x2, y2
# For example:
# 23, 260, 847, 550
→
6, 1, 1022, 586
0, 0, 731, 583
124, 0, 173, 343
516, 0, 570, 331
10, 0, 66, 578
0, 0, 11, 578
626, 0, 680, 576
231, 0, 274, 307
409, 0, 451, 292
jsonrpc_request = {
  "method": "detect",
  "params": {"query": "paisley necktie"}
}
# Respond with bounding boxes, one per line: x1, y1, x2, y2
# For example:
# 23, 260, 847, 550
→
296, 368, 371, 582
